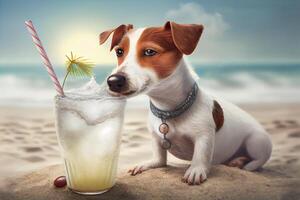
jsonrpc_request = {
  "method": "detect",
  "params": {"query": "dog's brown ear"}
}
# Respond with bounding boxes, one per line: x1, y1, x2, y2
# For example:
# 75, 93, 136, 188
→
99, 24, 133, 51
164, 21, 203, 55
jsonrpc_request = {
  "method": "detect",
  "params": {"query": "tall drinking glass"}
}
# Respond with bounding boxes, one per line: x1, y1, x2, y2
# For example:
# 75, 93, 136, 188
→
54, 82, 126, 195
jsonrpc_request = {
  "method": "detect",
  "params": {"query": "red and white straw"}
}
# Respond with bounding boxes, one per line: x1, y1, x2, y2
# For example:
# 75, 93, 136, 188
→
25, 20, 64, 96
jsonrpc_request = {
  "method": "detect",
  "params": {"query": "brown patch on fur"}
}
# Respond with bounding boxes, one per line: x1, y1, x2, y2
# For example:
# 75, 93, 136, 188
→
212, 100, 224, 131
99, 24, 133, 50
136, 21, 204, 78
136, 27, 183, 78
116, 36, 130, 66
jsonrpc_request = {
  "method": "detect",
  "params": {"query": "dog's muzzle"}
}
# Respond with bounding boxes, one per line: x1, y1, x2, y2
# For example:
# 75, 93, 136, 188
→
107, 73, 127, 93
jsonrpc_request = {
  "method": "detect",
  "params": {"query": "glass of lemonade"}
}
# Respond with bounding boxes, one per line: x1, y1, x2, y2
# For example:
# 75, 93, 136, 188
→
54, 78, 126, 195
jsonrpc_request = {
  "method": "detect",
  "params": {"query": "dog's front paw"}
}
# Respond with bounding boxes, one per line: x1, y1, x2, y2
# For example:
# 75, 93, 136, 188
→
182, 165, 208, 185
128, 161, 165, 176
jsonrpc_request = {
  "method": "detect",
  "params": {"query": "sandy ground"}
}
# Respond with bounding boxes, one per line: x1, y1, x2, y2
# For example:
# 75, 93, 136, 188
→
0, 103, 300, 199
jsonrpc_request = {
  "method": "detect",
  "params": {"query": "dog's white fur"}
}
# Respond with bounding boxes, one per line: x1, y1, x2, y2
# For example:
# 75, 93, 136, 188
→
112, 28, 272, 185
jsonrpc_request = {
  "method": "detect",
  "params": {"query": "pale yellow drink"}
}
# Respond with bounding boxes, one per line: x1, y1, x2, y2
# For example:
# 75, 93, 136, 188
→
55, 79, 126, 195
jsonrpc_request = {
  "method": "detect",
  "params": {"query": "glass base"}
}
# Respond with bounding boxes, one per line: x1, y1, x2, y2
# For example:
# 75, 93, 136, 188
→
69, 187, 110, 195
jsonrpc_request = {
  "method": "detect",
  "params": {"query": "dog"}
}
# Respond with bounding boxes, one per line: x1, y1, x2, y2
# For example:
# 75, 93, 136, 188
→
99, 21, 272, 185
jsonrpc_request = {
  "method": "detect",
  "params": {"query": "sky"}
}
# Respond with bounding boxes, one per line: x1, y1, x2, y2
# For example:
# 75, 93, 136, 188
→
0, 0, 299, 65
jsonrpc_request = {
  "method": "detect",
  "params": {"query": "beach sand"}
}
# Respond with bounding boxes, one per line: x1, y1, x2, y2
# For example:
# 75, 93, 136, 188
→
0, 103, 299, 199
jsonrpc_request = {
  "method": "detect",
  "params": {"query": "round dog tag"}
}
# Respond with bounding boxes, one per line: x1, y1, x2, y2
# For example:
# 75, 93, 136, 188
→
159, 123, 169, 135
161, 138, 171, 149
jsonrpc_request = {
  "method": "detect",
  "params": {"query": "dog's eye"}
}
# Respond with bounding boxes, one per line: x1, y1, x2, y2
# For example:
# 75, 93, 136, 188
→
116, 48, 124, 57
144, 49, 157, 56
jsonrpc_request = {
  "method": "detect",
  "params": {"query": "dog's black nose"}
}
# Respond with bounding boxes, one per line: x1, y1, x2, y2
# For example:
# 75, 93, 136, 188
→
107, 74, 127, 93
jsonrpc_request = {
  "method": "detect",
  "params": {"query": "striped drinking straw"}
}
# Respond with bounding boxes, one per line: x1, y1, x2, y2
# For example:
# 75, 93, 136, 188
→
25, 20, 64, 96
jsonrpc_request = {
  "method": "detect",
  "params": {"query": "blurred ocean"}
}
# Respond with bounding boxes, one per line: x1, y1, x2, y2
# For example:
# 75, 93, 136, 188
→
0, 63, 299, 107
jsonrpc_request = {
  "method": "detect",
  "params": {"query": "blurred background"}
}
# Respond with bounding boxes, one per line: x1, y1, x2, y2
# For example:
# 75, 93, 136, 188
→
0, 0, 299, 106
1, 0, 300, 196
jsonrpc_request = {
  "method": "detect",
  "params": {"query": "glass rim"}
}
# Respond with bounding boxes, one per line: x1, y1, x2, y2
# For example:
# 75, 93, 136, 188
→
55, 94, 126, 102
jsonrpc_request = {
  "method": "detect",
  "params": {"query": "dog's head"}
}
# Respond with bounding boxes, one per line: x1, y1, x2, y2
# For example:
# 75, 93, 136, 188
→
100, 21, 203, 97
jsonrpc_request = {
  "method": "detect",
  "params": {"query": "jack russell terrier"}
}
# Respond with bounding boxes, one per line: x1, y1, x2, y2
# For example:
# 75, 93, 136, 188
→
100, 21, 272, 185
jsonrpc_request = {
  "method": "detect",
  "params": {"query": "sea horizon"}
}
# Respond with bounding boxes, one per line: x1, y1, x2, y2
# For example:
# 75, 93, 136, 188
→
1, 62, 299, 108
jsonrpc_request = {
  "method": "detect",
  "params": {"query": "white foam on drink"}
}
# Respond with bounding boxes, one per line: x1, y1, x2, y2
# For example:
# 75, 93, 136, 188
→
55, 77, 126, 125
